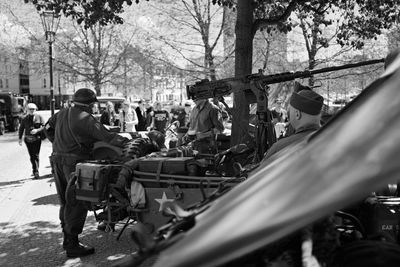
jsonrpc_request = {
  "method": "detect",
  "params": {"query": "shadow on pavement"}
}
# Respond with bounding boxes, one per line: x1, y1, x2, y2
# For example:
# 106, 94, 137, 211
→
32, 193, 59, 206
0, 216, 140, 267
35, 174, 53, 180
0, 179, 29, 188
0, 174, 54, 189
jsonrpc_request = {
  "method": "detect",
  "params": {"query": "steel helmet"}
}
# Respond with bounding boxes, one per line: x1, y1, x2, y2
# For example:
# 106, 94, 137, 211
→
73, 88, 98, 105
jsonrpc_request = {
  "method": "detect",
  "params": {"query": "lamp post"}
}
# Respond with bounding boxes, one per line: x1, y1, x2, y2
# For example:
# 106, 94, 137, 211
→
40, 10, 60, 116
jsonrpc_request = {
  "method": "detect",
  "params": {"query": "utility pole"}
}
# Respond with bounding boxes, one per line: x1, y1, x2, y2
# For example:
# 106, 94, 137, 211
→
58, 72, 61, 108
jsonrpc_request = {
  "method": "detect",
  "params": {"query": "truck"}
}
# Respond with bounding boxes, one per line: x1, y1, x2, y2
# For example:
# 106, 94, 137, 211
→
0, 92, 26, 135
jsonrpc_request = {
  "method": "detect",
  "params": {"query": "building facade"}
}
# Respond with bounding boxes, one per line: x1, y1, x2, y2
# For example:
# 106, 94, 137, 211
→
152, 63, 186, 104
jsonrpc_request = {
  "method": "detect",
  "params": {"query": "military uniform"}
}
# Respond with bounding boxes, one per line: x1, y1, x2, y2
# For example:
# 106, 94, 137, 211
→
187, 100, 224, 153
264, 124, 320, 159
187, 100, 224, 135
46, 88, 128, 258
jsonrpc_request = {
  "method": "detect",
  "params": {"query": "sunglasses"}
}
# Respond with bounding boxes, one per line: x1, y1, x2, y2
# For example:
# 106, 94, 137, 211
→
29, 108, 36, 111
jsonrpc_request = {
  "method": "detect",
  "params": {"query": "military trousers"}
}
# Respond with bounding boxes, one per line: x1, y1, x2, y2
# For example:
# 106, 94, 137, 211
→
51, 154, 88, 236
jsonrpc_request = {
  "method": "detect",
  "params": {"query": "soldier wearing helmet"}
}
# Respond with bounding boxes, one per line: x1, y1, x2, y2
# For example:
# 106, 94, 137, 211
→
46, 88, 129, 258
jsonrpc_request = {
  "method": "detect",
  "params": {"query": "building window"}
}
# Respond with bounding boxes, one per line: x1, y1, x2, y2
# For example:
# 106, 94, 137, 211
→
5, 79, 8, 88
43, 78, 46, 88
0, 79, 2, 88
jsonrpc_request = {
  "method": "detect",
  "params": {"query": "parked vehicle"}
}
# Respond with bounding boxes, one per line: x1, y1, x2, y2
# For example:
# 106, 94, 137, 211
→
0, 93, 26, 134
96, 96, 126, 114
113, 58, 400, 267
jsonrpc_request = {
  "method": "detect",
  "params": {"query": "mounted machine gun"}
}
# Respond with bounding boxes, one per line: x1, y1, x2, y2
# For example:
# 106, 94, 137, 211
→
187, 58, 385, 161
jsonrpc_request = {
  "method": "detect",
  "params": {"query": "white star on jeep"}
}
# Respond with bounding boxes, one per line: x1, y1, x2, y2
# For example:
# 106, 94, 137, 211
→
155, 192, 174, 212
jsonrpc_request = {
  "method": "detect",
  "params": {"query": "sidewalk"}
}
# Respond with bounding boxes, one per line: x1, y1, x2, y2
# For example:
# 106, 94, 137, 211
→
0, 175, 138, 267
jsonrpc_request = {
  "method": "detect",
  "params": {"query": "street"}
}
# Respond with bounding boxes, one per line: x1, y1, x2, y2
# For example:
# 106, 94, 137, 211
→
0, 130, 139, 267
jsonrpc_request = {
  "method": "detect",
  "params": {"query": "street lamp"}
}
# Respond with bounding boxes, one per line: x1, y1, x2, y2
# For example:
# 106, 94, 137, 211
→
40, 10, 60, 116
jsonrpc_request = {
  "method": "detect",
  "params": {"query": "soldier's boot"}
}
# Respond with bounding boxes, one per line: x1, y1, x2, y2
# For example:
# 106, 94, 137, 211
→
64, 234, 95, 258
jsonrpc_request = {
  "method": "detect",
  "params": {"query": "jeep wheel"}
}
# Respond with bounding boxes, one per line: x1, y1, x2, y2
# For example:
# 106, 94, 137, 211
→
122, 138, 159, 159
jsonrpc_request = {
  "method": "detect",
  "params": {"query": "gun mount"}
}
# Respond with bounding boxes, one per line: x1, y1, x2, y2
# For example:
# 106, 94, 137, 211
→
186, 58, 385, 161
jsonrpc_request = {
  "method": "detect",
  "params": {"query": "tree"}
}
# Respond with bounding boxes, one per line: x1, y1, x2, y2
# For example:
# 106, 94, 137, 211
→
290, 5, 387, 102
53, 22, 138, 96
142, 0, 228, 83
219, 0, 399, 145
25, 0, 400, 145
24, 0, 143, 29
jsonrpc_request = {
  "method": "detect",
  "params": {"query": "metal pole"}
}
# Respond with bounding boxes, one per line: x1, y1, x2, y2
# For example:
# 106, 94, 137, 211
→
49, 41, 55, 116
58, 73, 61, 107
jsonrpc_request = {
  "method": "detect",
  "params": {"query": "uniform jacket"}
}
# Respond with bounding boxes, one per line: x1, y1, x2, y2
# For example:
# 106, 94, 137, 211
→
47, 107, 127, 157
264, 124, 320, 159
188, 101, 224, 135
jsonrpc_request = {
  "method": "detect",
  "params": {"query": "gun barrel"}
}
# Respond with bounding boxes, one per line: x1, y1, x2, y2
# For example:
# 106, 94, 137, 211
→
306, 58, 385, 77
187, 58, 385, 100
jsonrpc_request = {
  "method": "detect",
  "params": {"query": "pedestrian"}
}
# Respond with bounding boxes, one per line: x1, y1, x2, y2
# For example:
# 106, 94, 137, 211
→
100, 101, 116, 126
92, 102, 99, 115
145, 106, 154, 130
263, 87, 324, 160
271, 97, 288, 123
18, 103, 45, 179
46, 88, 129, 258
184, 101, 192, 123
271, 98, 288, 139
170, 103, 188, 128
62, 101, 70, 109
119, 100, 138, 132
171, 102, 192, 146
149, 101, 170, 134
135, 99, 147, 131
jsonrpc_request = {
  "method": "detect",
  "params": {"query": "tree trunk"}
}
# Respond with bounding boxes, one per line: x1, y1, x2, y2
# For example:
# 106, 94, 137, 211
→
231, 0, 253, 146
94, 71, 101, 96
206, 49, 217, 81
94, 83, 101, 96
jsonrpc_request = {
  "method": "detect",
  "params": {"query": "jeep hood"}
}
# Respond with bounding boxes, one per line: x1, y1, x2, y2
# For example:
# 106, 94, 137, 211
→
153, 59, 400, 267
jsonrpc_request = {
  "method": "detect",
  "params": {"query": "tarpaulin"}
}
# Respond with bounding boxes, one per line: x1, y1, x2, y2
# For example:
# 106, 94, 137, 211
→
152, 58, 400, 267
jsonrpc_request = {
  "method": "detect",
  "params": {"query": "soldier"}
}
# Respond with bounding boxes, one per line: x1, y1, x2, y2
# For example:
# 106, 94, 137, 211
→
187, 99, 224, 136
185, 98, 224, 153
46, 88, 129, 258
264, 88, 324, 159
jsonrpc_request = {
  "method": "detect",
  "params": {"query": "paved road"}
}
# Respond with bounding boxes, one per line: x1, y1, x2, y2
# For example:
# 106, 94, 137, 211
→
0, 131, 140, 267
0, 131, 53, 183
